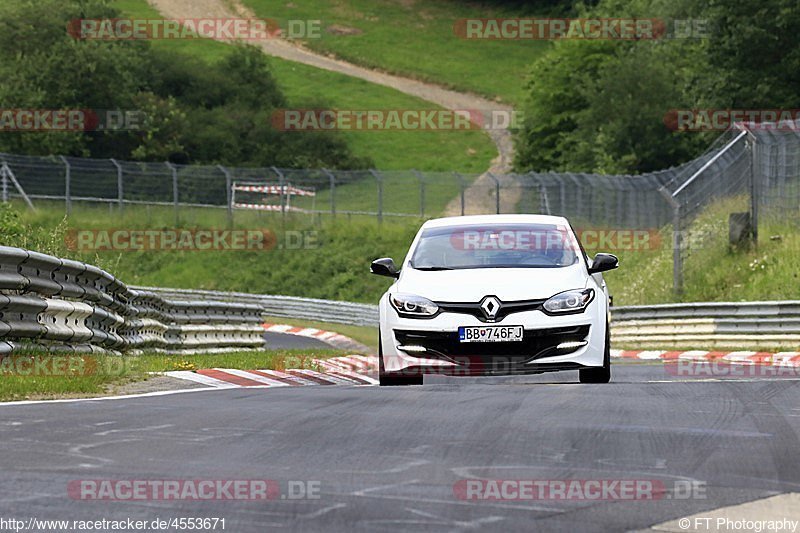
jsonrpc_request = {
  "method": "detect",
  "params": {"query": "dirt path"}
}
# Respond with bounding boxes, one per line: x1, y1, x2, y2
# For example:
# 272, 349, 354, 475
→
147, 0, 520, 214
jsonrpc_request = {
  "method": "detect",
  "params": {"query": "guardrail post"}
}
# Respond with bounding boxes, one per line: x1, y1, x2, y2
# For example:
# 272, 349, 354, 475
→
166, 162, 179, 225
110, 159, 123, 214
487, 172, 500, 214
370, 169, 383, 224
60, 156, 71, 216
413, 169, 425, 218
453, 172, 465, 215
322, 168, 336, 218
218, 165, 233, 228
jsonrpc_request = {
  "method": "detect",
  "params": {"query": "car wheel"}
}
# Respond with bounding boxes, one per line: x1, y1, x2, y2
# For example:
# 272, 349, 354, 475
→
579, 321, 611, 384
378, 333, 423, 386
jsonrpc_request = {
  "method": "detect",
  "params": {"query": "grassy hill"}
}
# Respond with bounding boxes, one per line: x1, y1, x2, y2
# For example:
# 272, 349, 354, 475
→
241, 0, 555, 105
112, 0, 497, 172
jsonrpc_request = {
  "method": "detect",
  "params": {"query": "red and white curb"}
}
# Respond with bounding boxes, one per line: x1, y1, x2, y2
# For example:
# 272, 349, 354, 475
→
612, 349, 800, 366
164, 355, 379, 388
262, 323, 370, 353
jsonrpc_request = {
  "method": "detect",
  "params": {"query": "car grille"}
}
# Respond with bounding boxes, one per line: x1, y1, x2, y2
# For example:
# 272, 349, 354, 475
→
436, 298, 547, 322
393, 325, 590, 365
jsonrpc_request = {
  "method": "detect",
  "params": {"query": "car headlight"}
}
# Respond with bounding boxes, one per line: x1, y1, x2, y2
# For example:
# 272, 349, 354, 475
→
390, 293, 439, 318
543, 289, 594, 315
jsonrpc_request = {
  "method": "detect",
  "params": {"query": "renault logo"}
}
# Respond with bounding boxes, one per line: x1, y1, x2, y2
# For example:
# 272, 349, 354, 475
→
479, 296, 502, 320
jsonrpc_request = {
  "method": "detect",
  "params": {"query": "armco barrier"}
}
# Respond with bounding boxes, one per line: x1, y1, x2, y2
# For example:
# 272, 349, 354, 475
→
135, 287, 800, 350
0, 246, 265, 354
611, 301, 800, 349
133, 286, 379, 327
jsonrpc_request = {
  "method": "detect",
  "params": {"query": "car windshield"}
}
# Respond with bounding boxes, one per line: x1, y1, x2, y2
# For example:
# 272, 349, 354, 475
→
409, 223, 580, 270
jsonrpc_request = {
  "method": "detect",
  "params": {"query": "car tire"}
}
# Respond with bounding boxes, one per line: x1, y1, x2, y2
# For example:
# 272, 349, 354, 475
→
378, 333, 423, 386
579, 321, 611, 384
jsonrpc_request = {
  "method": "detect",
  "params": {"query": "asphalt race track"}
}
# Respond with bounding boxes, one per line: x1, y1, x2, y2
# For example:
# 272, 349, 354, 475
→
263, 331, 333, 350
1, 362, 799, 531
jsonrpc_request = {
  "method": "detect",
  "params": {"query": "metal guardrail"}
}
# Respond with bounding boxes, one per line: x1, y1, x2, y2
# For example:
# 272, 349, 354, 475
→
0, 247, 265, 355
135, 287, 800, 350
611, 301, 800, 349
133, 286, 379, 327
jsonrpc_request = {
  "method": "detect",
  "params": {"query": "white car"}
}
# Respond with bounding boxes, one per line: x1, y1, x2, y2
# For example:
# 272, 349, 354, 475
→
370, 214, 618, 386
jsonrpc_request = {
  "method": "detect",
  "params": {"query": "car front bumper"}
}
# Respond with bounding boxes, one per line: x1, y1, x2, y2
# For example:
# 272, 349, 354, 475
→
379, 298, 607, 376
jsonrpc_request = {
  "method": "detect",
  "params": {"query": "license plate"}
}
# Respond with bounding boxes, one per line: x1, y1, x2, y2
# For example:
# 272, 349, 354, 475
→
458, 326, 524, 343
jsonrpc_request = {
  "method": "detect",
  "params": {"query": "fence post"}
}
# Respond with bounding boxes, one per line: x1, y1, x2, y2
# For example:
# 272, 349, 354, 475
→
322, 168, 336, 217
747, 134, 759, 247
453, 172, 465, 215
272, 166, 286, 223
166, 162, 179, 225
658, 186, 682, 295
413, 169, 425, 218
0, 164, 6, 203
110, 159, 124, 213
539, 183, 550, 214
672, 205, 683, 295
1, 163, 35, 210
487, 172, 500, 214
60, 156, 71, 216
217, 165, 233, 228
370, 169, 383, 223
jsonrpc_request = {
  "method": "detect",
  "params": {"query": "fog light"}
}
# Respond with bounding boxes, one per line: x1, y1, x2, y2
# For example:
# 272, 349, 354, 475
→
556, 341, 588, 350
398, 345, 427, 353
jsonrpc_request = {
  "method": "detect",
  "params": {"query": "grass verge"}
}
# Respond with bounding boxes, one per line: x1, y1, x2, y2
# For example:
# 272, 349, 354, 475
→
0, 348, 346, 402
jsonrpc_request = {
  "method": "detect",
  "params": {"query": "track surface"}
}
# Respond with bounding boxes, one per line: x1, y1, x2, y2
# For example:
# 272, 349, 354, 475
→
1, 363, 798, 532
263, 331, 333, 350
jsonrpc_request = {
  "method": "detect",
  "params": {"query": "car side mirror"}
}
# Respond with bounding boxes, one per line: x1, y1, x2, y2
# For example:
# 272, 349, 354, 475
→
371, 257, 400, 278
588, 253, 618, 274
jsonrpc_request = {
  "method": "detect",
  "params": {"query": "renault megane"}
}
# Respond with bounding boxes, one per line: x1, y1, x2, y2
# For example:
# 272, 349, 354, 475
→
370, 214, 618, 386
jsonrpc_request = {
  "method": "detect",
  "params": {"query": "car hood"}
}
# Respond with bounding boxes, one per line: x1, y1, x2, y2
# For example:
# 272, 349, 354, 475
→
395, 264, 588, 301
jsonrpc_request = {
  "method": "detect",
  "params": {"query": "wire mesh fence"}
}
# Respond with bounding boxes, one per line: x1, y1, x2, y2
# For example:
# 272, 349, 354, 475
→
0, 152, 689, 226
1, 120, 798, 295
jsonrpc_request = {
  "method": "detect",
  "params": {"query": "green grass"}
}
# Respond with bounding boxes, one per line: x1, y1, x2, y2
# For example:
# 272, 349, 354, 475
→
606, 198, 800, 305
0, 348, 345, 401
112, 0, 497, 173
242, 0, 553, 105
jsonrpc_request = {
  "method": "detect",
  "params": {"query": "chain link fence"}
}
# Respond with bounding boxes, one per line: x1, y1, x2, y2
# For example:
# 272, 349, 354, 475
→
0, 152, 691, 226
1, 121, 798, 294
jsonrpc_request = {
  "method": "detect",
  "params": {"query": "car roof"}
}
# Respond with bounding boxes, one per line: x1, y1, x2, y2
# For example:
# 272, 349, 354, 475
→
420, 214, 570, 229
